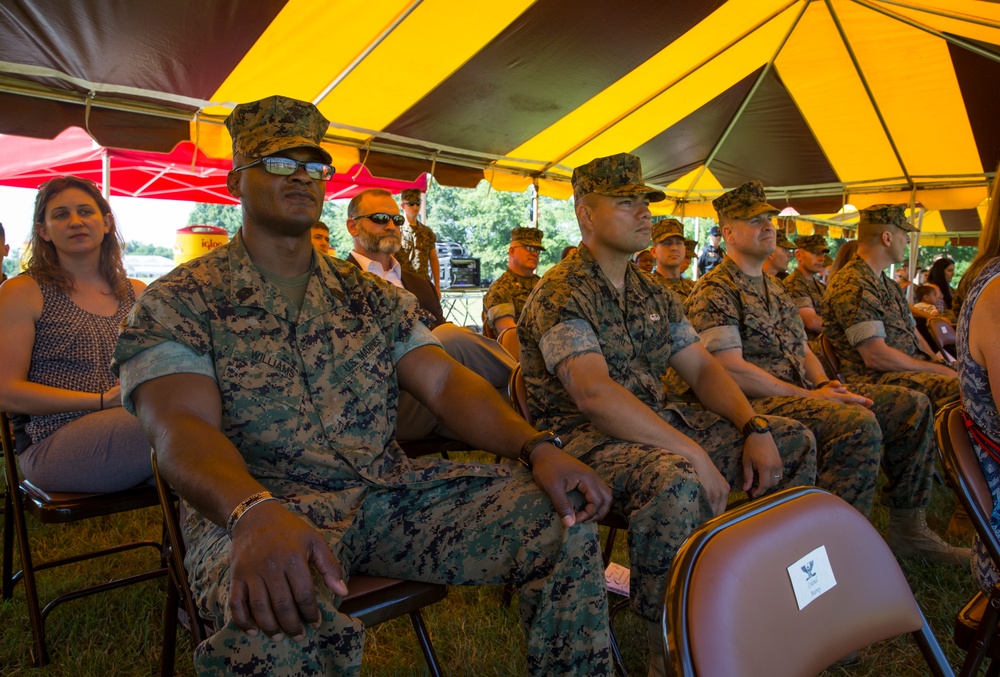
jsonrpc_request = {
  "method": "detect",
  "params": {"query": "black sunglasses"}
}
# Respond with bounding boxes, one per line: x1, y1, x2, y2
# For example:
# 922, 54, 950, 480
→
234, 155, 335, 181
353, 212, 405, 226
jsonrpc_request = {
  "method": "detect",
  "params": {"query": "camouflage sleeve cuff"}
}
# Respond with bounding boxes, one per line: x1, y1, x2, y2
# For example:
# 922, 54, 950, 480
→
539, 318, 601, 375
486, 302, 516, 324
119, 341, 217, 415
792, 296, 813, 309
846, 320, 886, 347
394, 322, 442, 363
670, 317, 700, 354
698, 325, 742, 353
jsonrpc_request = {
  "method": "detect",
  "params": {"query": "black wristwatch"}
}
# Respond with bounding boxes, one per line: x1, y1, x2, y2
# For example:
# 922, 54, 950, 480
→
741, 415, 772, 438
519, 430, 563, 468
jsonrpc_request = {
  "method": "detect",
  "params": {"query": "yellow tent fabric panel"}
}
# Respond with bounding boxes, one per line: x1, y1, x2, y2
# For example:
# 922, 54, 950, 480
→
775, 2, 903, 184
503, 0, 794, 172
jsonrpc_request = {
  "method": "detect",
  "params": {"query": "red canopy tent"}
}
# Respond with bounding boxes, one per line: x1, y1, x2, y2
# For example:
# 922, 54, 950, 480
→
0, 128, 426, 204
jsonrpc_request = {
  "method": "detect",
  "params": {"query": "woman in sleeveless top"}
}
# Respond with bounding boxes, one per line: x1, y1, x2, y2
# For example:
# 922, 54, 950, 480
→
0, 176, 152, 493
957, 167, 1000, 593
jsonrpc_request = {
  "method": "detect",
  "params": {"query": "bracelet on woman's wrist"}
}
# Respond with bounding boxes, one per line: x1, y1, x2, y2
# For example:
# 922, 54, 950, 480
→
99, 391, 104, 410
226, 491, 278, 538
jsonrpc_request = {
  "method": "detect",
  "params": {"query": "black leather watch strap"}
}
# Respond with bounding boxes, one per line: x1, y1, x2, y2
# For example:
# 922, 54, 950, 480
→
519, 430, 562, 468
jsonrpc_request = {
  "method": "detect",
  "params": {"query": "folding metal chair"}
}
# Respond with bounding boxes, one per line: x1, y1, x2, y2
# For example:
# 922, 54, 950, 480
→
151, 449, 448, 677
0, 411, 165, 666
928, 317, 958, 364
818, 333, 844, 383
935, 400, 1000, 676
496, 325, 520, 361
665, 486, 954, 677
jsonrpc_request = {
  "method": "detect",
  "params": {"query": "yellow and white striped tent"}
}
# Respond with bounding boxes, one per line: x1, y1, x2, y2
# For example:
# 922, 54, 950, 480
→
1, 0, 997, 234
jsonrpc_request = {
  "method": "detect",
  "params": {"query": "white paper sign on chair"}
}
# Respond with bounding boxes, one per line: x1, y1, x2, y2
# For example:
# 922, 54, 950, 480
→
787, 545, 837, 610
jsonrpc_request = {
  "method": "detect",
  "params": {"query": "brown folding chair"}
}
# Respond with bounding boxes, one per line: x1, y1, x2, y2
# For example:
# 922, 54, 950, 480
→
496, 326, 520, 361
506, 363, 630, 674
0, 411, 166, 666
481, 310, 496, 339
664, 486, 954, 677
151, 449, 448, 677
935, 400, 1000, 676
928, 317, 958, 364
818, 333, 844, 383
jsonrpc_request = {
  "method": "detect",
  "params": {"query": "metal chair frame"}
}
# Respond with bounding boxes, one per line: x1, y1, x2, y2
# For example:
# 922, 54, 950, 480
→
0, 411, 166, 666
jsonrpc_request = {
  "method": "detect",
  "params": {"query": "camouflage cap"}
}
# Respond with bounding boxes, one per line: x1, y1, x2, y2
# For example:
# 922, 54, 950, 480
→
511, 227, 545, 250
571, 153, 666, 203
859, 204, 916, 232
774, 230, 797, 250
400, 188, 422, 203
794, 234, 829, 254
684, 239, 698, 258
712, 180, 779, 220
225, 95, 332, 165
651, 218, 684, 244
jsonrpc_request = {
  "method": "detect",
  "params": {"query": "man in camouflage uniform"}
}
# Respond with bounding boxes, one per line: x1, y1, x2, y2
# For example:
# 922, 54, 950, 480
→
696, 224, 725, 276
782, 234, 830, 345
483, 227, 544, 335
649, 218, 695, 299
685, 182, 967, 564
683, 238, 697, 275
112, 95, 615, 677
343, 187, 515, 441
822, 204, 959, 411
398, 187, 441, 295
519, 153, 818, 676
762, 229, 796, 279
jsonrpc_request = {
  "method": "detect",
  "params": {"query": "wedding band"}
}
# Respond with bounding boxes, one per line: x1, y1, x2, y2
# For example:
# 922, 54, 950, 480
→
773, 474, 781, 480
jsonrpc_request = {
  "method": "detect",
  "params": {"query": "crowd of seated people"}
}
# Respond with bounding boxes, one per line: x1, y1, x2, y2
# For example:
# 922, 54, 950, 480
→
0, 92, 985, 676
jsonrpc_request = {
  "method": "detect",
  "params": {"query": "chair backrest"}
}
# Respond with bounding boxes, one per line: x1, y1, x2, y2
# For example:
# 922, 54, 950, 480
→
818, 333, 843, 382
665, 487, 953, 677
927, 317, 957, 363
496, 326, 520, 362
935, 401, 1000, 567
481, 310, 496, 339
507, 364, 534, 426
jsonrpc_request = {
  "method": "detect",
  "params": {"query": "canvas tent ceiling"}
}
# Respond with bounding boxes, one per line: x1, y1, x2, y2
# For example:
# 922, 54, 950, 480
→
1, 0, 998, 226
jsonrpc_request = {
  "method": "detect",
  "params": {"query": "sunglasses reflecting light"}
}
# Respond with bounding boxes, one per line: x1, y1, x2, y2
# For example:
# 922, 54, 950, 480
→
354, 212, 405, 226
235, 156, 335, 181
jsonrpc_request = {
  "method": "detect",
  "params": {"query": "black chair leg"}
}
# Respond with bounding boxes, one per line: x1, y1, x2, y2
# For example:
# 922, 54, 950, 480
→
408, 610, 443, 677
608, 596, 630, 677
160, 577, 180, 677
2, 488, 13, 600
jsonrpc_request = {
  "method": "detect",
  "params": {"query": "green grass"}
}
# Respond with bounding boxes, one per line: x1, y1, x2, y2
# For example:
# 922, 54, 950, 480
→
0, 461, 982, 676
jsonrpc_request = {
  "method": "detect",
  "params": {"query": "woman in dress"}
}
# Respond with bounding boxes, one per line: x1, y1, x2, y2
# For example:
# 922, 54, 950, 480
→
0, 176, 152, 492
957, 170, 1000, 593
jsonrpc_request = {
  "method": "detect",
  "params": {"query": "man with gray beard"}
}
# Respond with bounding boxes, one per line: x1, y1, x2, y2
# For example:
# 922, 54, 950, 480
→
345, 188, 514, 440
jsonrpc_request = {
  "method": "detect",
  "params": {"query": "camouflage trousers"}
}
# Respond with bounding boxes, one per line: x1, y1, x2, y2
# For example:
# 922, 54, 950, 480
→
564, 407, 816, 622
190, 471, 612, 676
752, 384, 936, 514
751, 395, 883, 516
870, 369, 959, 414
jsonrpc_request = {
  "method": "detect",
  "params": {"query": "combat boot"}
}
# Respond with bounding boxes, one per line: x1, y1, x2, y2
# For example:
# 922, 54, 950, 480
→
648, 620, 667, 677
946, 503, 975, 541
886, 507, 972, 565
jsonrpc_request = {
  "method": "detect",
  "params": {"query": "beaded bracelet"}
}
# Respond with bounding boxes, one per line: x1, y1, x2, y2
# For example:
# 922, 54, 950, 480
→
226, 491, 278, 538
